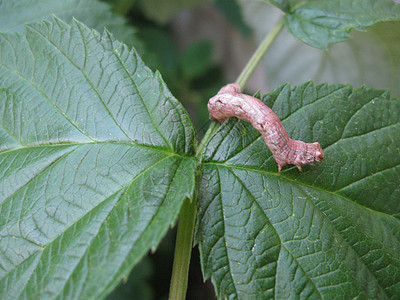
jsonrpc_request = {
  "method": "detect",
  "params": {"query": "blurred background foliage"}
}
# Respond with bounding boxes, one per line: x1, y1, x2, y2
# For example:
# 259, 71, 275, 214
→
1, 0, 399, 298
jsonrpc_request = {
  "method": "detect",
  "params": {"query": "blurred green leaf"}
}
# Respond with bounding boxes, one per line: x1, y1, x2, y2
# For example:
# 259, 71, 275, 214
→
0, 17, 197, 298
214, 0, 251, 36
262, 0, 400, 49
196, 82, 400, 298
106, 258, 153, 300
180, 40, 213, 81
262, 0, 289, 12
0, 0, 140, 47
241, 1, 400, 97
138, 26, 179, 79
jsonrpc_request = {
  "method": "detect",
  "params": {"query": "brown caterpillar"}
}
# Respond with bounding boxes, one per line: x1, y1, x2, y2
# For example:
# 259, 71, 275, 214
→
208, 83, 323, 173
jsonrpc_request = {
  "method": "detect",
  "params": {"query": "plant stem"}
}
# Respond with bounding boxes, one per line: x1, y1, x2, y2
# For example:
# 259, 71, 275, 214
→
168, 16, 284, 300
235, 17, 284, 89
168, 196, 197, 300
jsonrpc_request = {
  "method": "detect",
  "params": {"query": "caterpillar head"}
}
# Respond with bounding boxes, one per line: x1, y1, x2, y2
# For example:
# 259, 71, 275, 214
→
313, 142, 324, 162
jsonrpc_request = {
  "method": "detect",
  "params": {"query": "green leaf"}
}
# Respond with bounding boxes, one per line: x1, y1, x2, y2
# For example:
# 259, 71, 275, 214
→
180, 40, 213, 81
262, 0, 290, 12
241, 1, 400, 97
137, 26, 179, 79
196, 82, 400, 298
312, 21, 400, 97
263, 0, 400, 49
0, 17, 197, 298
0, 0, 140, 47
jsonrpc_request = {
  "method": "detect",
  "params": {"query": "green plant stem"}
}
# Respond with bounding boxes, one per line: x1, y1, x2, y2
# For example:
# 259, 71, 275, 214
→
235, 17, 284, 89
168, 16, 284, 300
168, 197, 197, 300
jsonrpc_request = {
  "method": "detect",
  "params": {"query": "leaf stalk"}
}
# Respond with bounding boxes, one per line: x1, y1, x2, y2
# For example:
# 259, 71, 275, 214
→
168, 196, 197, 300
236, 16, 284, 89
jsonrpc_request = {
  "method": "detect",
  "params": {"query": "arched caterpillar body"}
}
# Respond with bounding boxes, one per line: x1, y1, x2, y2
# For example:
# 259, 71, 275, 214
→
208, 83, 323, 173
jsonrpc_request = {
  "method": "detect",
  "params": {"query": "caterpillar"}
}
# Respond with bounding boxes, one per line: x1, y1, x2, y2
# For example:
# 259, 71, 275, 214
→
208, 83, 323, 173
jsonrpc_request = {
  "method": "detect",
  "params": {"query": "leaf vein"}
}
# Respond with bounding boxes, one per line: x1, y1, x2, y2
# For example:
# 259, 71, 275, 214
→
108, 42, 173, 150
226, 167, 322, 298
0, 145, 79, 207
28, 23, 133, 143
336, 163, 400, 195
0, 61, 95, 143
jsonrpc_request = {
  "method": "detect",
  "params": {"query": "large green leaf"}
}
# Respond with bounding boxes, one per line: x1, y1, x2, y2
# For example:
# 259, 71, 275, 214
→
0, 17, 197, 299
196, 82, 400, 298
263, 0, 400, 49
0, 0, 139, 47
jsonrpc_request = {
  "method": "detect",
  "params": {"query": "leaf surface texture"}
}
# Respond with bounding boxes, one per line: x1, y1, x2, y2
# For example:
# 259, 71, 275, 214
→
0, 18, 197, 299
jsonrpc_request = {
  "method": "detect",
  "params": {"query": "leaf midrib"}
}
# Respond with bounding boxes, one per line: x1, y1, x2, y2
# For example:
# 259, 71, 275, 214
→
204, 161, 399, 223
27, 22, 134, 144
0, 142, 187, 235
1, 153, 177, 284
0, 140, 188, 158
